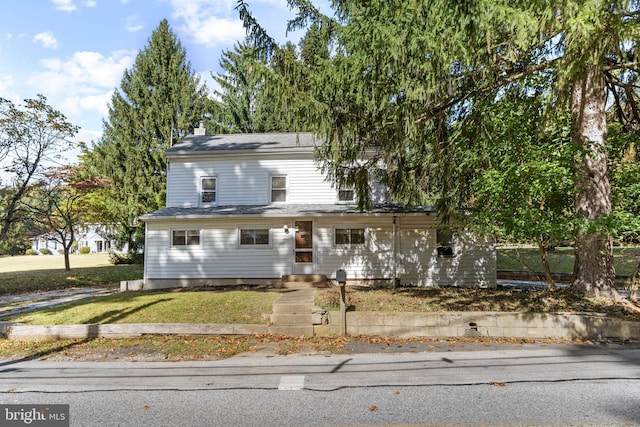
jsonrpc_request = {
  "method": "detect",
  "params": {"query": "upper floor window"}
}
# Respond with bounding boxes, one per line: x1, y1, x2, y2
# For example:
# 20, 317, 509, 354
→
172, 229, 201, 246
271, 175, 287, 203
337, 186, 355, 203
201, 177, 216, 205
335, 227, 366, 246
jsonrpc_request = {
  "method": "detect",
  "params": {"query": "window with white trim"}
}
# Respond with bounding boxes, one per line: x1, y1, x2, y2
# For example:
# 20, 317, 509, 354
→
201, 177, 216, 205
436, 229, 455, 257
270, 175, 287, 202
172, 229, 201, 246
334, 227, 366, 246
337, 186, 355, 203
239, 228, 271, 247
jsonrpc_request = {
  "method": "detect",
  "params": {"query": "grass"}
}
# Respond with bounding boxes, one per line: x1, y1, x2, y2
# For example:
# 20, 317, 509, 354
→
315, 286, 640, 321
2, 288, 280, 325
497, 245, 640, 277
0, 254, 143, 294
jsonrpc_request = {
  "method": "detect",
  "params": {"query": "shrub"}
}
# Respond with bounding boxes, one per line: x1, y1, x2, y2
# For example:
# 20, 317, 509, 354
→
39, 248, 51, 255
79, 246, 91, 254
25, 248, 38, 256
109, 252, 144, 265
57, 248, 65, 255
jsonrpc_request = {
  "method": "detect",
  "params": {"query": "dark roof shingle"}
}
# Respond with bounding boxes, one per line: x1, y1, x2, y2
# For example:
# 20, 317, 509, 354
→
166, 132, 317, 156
140, 204, 436, 221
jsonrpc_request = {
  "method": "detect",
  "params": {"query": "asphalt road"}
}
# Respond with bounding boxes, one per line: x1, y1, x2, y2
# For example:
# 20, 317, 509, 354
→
1, 346, 639, 426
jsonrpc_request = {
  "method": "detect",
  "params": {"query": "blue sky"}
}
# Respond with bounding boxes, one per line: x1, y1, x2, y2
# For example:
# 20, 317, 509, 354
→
0, 0, 316, 148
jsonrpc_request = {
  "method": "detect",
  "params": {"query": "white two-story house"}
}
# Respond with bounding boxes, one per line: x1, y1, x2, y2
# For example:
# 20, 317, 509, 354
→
139, 130, 496, 289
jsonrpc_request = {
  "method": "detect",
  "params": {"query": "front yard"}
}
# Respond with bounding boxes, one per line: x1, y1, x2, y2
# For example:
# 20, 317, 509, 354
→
315, 286, 640, 321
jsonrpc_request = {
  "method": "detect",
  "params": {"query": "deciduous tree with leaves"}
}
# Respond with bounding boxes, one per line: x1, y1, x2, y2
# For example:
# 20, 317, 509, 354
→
0, 95, 77, 244
25, 166, 96, 271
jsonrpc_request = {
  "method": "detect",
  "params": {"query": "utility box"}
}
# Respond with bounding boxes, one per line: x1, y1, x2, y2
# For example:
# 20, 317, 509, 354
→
336, 269, 347, 284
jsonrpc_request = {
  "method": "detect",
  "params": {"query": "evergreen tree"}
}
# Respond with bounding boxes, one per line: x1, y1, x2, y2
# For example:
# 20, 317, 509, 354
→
238, 0, 640, 298
84, 19, 208, 255
212, 41, 263, 133
211, 40, 312, 133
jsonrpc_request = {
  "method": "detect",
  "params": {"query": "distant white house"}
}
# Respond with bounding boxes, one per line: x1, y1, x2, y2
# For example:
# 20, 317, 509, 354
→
139, 130, 497, 289
31, 224, 126, 254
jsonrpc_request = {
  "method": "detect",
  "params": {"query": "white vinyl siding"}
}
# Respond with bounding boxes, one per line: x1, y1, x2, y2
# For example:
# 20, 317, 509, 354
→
144, 215, 496, 288
165, 155, 389, 207
145, 219, 289, 280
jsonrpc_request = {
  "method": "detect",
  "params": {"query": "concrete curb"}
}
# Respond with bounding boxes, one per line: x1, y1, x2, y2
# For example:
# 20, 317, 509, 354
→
0, 323, 269, 341
315, 311, 640, 340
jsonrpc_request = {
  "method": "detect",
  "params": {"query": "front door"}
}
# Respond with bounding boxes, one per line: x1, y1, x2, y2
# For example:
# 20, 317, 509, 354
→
293, 220, 314, 274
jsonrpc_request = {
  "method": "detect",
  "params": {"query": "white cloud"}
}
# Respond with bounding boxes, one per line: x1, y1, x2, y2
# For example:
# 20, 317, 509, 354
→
51, 0, 77, 12
84, 0, 97, 7
126, 16, 144, 33
0, 75, 21, 103
169, 0, 248, 47
27, 50, 134, 118
33, 31, 58, 49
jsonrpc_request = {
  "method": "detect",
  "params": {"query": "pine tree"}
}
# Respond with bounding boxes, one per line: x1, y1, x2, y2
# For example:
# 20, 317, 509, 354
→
211, 40, 314, 133
212, 41, 263, 133
238, 0, 640, 297
85, 19, 208, 254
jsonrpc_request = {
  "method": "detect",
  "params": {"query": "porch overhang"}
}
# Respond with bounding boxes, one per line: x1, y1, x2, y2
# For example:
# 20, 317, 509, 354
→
139, 204, 436, 222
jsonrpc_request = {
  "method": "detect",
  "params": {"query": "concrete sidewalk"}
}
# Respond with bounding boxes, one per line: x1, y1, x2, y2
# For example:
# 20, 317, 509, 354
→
0, 287, 118, 318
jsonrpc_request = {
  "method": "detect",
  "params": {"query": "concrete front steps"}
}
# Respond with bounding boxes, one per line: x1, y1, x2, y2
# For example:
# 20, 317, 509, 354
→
269, 275, 328, 336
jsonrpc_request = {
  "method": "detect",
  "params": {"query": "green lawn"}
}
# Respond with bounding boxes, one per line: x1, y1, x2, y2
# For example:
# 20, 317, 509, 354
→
0, 254, 143, 294
2, 289, 280, 325
497, 246, 640, 277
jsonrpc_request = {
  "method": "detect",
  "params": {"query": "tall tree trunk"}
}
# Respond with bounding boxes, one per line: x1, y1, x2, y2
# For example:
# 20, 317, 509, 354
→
537, 239, 556, 290
63, 248, 71, 272
570, 67, 618, 298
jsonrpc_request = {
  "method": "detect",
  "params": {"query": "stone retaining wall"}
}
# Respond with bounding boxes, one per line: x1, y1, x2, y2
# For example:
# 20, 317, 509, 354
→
314, 311, 640, 340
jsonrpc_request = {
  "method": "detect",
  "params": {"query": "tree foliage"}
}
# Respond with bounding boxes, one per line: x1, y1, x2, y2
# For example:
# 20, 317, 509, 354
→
238, 0, 640, 297
210, 34, 326, 133
0, 95, 77, 243
24, 166, 96, 271
83, 19, 208, 255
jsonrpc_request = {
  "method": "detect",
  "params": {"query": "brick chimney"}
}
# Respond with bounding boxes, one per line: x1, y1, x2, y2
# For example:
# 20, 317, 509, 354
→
194, 121, 207, 136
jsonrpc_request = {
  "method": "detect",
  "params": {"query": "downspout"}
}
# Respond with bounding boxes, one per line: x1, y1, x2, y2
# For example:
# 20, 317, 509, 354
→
392, 215, 397, 288
143, 220, 148, 286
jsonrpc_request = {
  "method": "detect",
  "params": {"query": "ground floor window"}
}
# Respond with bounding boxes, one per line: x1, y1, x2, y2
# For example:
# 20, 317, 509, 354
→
436, 229, 455, 257
335, 227, 366, 246
240, 228, 271, 247
172, 229, 201, 246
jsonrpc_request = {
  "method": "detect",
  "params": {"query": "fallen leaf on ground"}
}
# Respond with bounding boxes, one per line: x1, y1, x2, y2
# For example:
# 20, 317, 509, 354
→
489, 381, 506, 387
